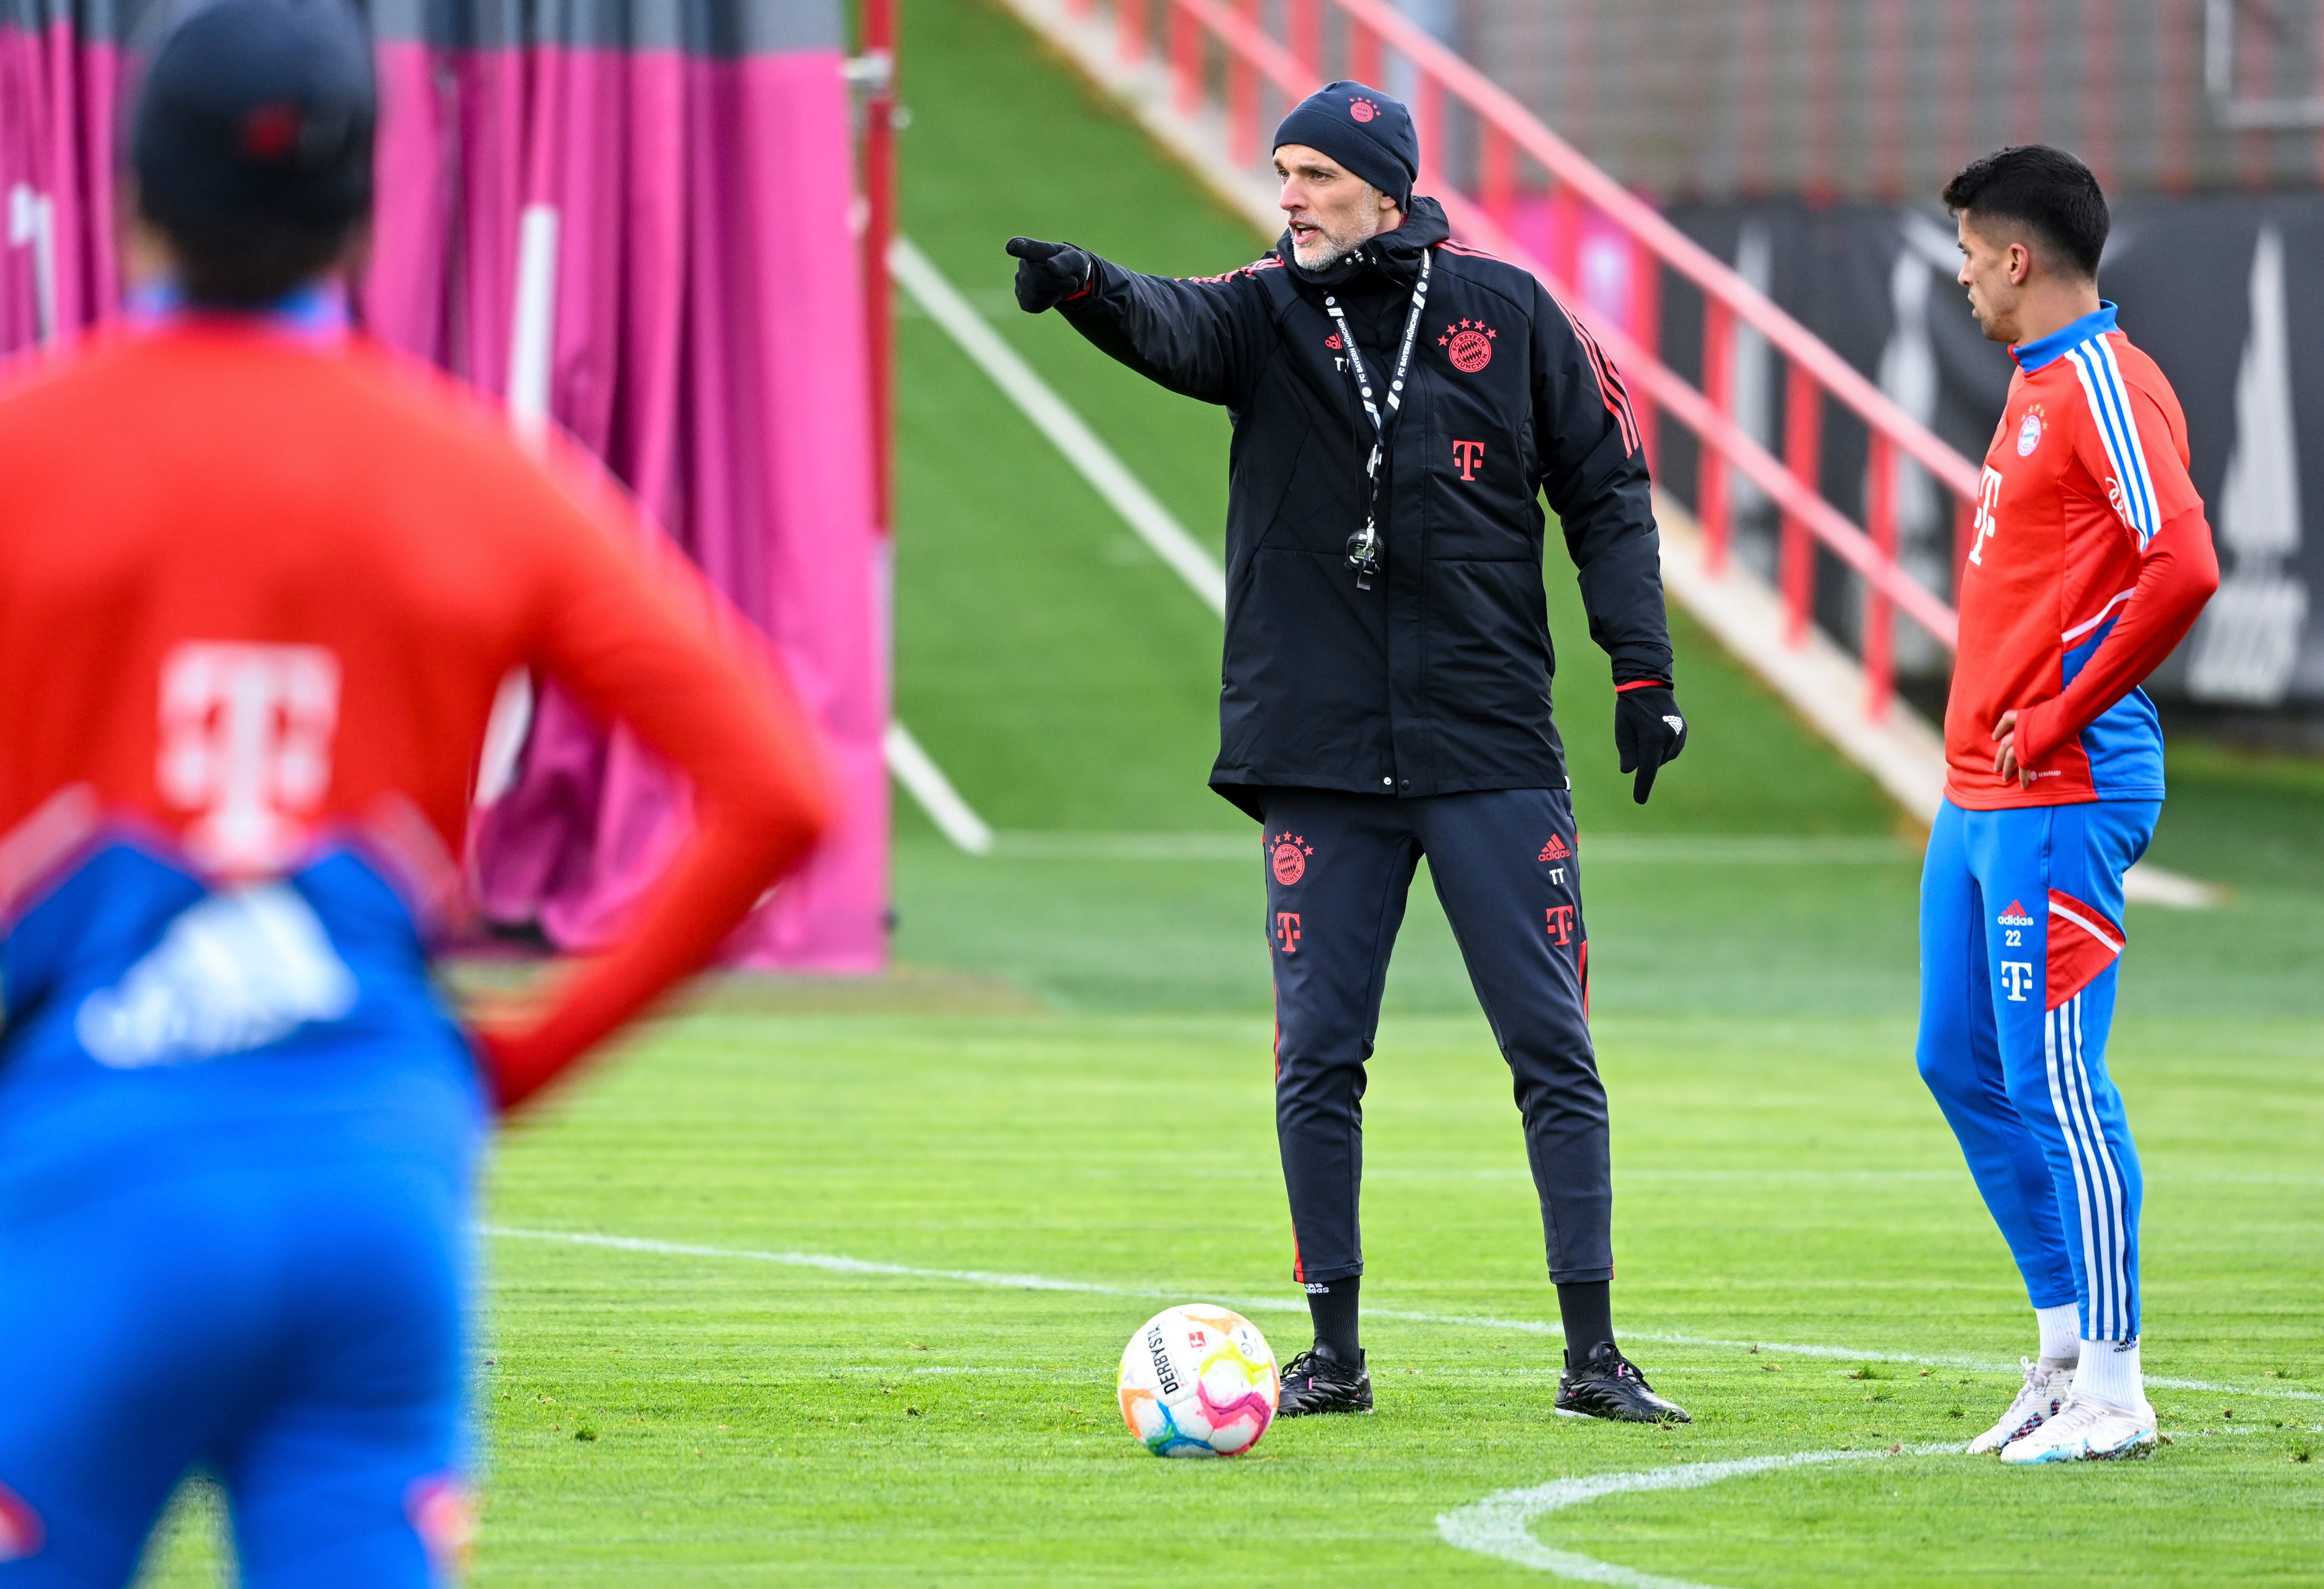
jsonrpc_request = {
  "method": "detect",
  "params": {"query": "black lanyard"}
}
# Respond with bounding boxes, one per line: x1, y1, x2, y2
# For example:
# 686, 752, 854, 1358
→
1322, 248, 1433, 590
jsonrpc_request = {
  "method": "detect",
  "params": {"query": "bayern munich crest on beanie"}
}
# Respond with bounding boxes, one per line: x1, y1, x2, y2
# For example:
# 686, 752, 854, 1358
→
133, 0, 377, 232
1273, 81, 1418, 209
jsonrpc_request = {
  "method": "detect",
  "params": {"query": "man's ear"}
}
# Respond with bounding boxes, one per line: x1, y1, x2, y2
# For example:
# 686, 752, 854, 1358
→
2006, 240, 2034, 286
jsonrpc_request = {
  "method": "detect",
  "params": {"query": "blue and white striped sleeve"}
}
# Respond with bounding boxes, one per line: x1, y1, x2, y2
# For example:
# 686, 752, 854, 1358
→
2063, 337, 2199, 550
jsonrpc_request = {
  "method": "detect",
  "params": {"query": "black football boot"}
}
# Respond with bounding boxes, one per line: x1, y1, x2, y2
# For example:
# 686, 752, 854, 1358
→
1276, 1347, 1373, 1416
1555, 1342, 1692, 1424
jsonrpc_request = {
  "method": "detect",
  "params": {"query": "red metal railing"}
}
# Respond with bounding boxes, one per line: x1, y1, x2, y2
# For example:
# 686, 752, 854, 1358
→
1083, 0, 1980, 717
859, 0, 899, 539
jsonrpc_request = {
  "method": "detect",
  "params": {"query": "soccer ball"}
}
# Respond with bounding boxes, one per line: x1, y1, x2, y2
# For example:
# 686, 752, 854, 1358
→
1116, 1304, 1279, 1457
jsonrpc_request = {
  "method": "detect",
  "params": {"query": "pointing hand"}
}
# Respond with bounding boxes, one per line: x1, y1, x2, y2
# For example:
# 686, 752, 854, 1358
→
1006, 237, 1093, 314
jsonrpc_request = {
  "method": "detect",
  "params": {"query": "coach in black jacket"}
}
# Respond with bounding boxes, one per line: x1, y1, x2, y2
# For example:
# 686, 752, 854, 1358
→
1009, 82, 1689, 1425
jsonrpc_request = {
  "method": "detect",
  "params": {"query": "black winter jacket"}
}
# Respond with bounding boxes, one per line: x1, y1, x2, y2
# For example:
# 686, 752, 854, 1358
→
1059, 196, 1674, 815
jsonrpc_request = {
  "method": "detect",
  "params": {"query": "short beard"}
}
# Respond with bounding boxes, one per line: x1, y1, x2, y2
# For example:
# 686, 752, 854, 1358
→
1292, 228, 1363, 270
1290, 187, 1387, 270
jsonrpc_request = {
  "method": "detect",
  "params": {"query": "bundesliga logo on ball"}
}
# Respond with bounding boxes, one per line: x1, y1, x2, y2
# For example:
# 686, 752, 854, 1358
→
1117, 1306, 1279, 1457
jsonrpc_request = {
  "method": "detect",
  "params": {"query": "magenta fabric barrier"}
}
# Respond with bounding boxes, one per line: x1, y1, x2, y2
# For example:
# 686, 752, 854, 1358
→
0, 3, 889, 976
450, 42, 886, 972
1, 18, 117, 351
0, 25, 40, 352
705, 49, 887, 969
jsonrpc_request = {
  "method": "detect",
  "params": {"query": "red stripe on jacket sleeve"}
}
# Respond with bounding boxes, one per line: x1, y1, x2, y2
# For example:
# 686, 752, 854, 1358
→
1547, 291, 1642, 457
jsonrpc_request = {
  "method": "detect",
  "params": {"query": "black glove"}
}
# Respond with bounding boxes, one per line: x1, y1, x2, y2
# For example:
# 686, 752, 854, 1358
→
1006, 237, 1093, 313
1613, 685, 1687, 805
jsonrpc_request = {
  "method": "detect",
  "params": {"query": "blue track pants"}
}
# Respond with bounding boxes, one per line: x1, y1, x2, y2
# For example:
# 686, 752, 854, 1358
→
1916, 797, 2155, 1343
0, 1159, 471, 1587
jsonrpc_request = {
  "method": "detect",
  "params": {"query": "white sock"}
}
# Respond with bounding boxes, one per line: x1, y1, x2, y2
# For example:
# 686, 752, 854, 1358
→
2035, 1304, 2081, 1368
2073, 1337, 2144, 1411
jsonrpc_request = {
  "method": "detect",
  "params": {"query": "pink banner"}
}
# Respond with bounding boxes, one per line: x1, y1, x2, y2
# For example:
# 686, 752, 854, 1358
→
0, 8, 888, 974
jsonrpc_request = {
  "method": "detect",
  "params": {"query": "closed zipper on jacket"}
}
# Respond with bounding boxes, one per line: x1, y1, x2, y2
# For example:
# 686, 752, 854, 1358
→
1321, 248, 1432, 591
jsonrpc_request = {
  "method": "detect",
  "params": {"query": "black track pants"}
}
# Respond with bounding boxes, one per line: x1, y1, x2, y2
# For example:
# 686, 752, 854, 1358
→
1260, 786, 1611, 1285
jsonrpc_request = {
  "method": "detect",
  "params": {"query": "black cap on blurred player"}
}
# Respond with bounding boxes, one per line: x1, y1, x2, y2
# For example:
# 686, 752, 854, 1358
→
133, 0, 376, 304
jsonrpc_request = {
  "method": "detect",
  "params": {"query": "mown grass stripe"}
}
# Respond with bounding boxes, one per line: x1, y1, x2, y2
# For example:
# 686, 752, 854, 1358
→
483, 1226, 2319, 1402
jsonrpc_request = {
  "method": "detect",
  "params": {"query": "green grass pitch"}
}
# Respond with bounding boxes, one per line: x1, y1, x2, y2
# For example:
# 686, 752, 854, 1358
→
135, 0, 2323, 1581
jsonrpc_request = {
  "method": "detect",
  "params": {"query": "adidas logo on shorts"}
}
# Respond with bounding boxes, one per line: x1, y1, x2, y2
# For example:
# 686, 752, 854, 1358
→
1538, 834, 1572, 862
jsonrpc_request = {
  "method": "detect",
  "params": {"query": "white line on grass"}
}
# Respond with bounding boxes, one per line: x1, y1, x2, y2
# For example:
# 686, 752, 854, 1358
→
482, 1226, 2318, 1403
884, 721, 994, 855
983, 832, 1925, 864
1439, 1444, 1963, 1586
1437, 1425, 2298, 1583
482, 1224, 1529, 1335
907, 824, 1926, 868
888, 236, 1228, 617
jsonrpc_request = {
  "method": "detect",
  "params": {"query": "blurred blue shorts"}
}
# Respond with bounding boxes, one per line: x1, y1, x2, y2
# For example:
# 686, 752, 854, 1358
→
0, 1157, 472, 1587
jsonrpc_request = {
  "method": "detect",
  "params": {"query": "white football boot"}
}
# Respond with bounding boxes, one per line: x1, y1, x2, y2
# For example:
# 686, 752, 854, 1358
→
1966, 1357, 2074, 1455
1997, 1391, 2158, 1463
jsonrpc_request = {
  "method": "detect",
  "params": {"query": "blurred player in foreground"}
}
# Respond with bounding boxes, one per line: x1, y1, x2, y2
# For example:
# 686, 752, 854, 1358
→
0, 1, 830, 1579
1921, 146, 2217, 1464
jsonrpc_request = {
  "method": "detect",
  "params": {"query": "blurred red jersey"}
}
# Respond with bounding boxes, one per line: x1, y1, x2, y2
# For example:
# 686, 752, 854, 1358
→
1947, 303, 2218, 809
0, 321, 830, 1105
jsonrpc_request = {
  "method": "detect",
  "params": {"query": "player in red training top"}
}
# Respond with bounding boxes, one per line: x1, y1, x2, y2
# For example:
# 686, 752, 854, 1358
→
0, 3, 829, 1581
1917, 146, 2218, 1466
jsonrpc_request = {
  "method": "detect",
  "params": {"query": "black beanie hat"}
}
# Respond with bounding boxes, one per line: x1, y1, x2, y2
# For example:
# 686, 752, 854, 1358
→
133, 0, 377, 234
1272, 81, 1418, 209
